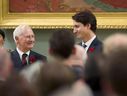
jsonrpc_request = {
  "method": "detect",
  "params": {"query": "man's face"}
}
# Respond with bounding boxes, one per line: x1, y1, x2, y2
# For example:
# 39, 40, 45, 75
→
16, 28, 35, 52
73, 20, 89, 39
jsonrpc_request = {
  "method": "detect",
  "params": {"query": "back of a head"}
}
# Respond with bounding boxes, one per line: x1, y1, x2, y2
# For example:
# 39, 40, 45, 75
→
103, 33, 127, 55
49, 29, 75, 59
37, 63, 76, 96
0, 48, 12, 80
72, 10, 97, 32
13, 24, 32, 42
0, 73, 38, 96
102, 49, 127, 96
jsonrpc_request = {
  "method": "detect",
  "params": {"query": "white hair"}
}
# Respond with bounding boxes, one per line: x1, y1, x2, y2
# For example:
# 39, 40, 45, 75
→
13, 24, 32, 42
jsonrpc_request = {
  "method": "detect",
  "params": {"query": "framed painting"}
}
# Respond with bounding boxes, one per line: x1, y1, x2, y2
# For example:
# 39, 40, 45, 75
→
0, 0, 127, 29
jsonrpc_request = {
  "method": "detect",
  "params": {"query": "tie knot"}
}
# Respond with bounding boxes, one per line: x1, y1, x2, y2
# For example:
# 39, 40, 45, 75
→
22, 53, 28, 58
83, 44, 87, 48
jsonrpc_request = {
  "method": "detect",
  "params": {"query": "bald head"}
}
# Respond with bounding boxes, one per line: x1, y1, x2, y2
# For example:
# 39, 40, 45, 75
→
103, 33, 127, 55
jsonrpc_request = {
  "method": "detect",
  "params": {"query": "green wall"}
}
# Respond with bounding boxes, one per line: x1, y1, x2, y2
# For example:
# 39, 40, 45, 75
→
4, 29, 127, 57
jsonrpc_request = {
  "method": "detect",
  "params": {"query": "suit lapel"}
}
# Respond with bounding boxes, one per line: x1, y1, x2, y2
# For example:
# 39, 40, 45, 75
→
28, 50, 36, 64
13, 49, 22, 68
87, 37, 102, 53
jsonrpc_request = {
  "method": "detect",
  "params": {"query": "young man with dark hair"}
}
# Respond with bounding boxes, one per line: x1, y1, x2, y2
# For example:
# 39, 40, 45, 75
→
72, 10, 103, 55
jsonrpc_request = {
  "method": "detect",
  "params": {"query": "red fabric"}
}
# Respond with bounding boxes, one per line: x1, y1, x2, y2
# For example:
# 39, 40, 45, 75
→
100, 0, 127, 8
9, 0, 62, 12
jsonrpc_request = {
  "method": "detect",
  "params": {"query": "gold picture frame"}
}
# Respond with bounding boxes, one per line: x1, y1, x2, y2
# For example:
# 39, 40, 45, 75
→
0, 0, 127, 29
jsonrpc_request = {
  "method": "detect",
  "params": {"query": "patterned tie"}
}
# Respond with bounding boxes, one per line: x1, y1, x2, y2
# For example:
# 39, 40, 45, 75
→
22, 53, 28, 66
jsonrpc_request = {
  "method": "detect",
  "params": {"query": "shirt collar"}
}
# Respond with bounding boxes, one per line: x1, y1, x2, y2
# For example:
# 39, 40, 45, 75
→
82, 35, 96, 47
16, 47, 30, 59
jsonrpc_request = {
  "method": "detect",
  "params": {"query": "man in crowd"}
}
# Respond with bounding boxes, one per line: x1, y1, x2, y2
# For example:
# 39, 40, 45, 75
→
49, 29, 87, 79
0, 48, 12, 83
49, 29, 75, 63
72, 10, 102, 55
11, 24, 46, 71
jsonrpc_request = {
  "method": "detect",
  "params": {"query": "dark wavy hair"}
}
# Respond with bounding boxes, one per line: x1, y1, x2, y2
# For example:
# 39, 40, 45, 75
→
72, 10, 97, 32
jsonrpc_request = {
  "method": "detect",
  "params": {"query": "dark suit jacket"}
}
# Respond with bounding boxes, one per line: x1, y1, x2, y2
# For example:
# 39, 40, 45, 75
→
79, 37, 103, 55
11, 49, 47, 71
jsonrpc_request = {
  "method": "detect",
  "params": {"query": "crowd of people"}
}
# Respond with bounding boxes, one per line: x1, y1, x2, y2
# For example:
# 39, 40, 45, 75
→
0, 10, 126, 96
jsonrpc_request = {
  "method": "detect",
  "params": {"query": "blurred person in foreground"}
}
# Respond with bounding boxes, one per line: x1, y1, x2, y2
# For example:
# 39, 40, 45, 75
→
49, 29, 75, 63
49, 29, 88, 66
103, 33, 127, 55
11, 24, 47, 72
100, 33, 127, 96
72, 10, 102, 56
36, 63, 76, 96
101, 49, 127, 96
0, 48, 12, 84
48, 29, 93, 96
0, 73, 39, 96
0, 29, 5, 48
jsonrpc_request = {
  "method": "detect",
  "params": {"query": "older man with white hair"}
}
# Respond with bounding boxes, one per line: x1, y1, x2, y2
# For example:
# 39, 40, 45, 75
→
11, 24, 46, 71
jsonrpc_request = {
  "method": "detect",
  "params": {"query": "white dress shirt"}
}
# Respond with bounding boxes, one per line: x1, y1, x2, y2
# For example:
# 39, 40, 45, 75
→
82, 35, 96, 54
16, 48, 30, 63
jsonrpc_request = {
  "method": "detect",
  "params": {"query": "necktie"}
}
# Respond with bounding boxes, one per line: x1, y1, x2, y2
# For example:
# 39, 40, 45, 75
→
22, 53, 28, 66
83, 44, 87, 48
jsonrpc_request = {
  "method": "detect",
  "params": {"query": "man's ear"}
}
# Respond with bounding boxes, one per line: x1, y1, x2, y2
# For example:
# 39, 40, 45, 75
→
86, 24, 91, 29
15, 36, 18, 41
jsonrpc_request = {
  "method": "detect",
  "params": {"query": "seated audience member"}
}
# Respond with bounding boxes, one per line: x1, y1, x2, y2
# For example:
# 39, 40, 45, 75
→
49, 29, 86, 79
36, 63, 76, 96
103, 33, 127, 55
21, 61, 44, 85
101, 49, 127, 96
11, 24, 47, 71
0, 73, 38, 96
0, 29, 5, 48
99, 33, 127, 96
48, 29, 93, 96
49, 29, 75, 62
0, 48, 12, 83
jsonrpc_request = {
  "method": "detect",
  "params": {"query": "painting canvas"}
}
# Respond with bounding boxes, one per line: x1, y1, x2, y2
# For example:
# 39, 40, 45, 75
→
9, 0, 127, 12
0, 0, 127, 29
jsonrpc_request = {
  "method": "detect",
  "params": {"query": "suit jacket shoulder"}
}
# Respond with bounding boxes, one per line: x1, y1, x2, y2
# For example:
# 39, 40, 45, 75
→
88, 37, 103, 54
11, 49, 47, 71
29, 50, 47, 63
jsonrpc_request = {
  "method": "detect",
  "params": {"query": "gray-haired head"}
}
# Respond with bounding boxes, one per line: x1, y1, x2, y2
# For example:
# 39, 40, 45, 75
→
13, 24, 33, 43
